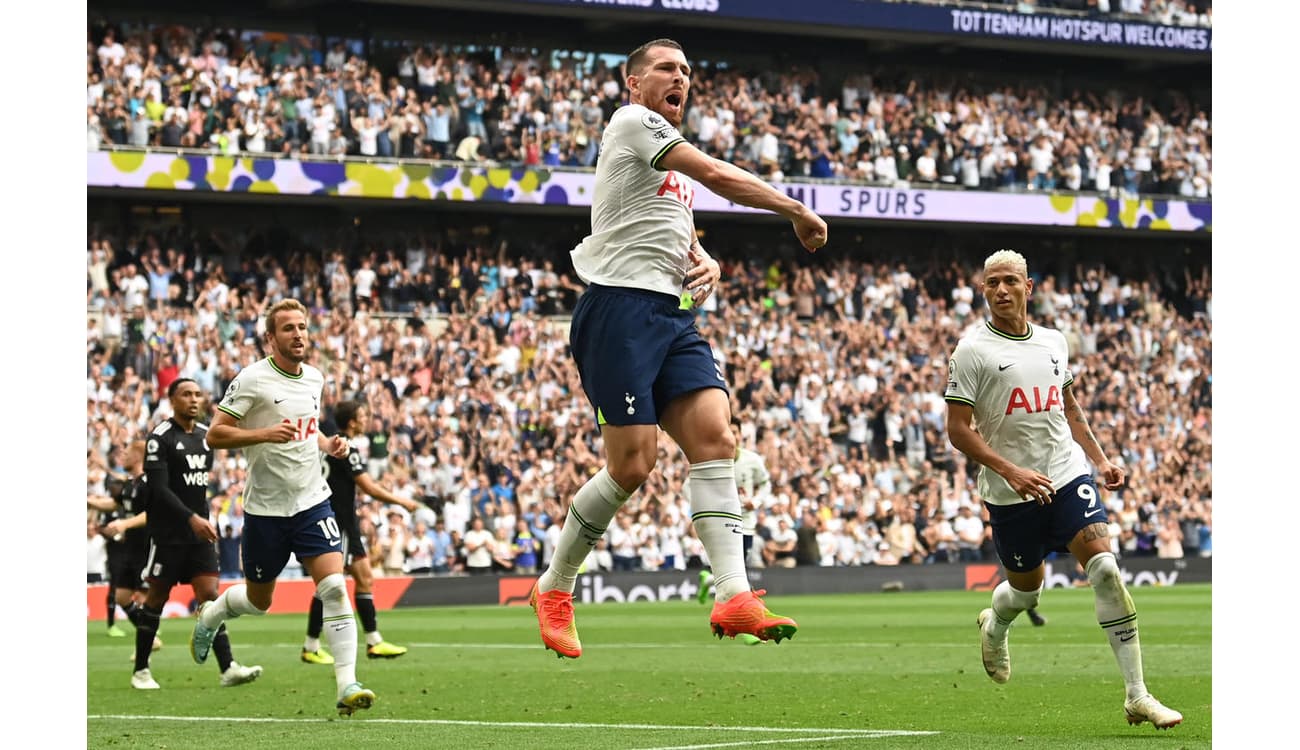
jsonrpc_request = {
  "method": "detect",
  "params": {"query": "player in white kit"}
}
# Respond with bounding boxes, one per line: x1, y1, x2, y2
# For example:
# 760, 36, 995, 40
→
529, 38, 828, 659
945, 250, 1181, 730
189, 299, 376, 716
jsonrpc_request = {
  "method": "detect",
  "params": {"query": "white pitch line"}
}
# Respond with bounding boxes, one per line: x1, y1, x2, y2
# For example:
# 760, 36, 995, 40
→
631, 734, 890, 750
87, 715, 938, 737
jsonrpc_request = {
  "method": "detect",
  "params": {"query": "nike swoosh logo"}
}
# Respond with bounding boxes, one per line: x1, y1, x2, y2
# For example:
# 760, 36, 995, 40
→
1119, 633, 1136, 642
274, 398, 287, 404
1084, 507, 1105, 518
998, 364, 1014, 371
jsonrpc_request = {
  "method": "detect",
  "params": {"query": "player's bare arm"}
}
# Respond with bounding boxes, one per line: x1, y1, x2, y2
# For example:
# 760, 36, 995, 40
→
1063, 386, 1124, 490
657, 145, 827, 252
207, 409, 297, 448
946, 402, 1055, 504
356, 472, 421, 513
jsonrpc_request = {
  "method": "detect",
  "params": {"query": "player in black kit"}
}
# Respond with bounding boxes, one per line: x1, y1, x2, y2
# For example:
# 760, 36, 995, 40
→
130, 378, 263, 690
91, 439, 157, 651
301, 400, 422, 663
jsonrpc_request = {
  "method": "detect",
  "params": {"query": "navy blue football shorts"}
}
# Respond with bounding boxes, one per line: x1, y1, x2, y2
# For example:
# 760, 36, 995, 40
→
986, 474, 1108, 573
241, 500, 343, 583
569, 283, 728, 427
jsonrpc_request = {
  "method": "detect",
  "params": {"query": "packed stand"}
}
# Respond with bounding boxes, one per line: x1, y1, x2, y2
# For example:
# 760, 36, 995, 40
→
86, 225, 1212, 582
905, 0, 1212, 25
86, 21, 1210, 198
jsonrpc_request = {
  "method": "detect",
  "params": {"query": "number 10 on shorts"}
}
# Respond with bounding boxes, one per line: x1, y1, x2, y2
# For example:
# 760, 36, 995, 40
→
316, 516, 342, 545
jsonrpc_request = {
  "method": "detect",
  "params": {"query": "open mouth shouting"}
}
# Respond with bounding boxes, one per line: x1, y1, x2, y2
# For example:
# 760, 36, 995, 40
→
663, 91, 684, 121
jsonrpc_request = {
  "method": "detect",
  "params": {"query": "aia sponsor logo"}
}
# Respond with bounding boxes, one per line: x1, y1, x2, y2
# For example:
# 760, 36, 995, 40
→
1005, 385, 1062, 415
656, 171, 694, 207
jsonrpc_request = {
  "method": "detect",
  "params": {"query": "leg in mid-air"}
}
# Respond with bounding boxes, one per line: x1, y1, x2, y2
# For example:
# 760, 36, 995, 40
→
532, 456, 639, 658
192, 517, 282, 667
976, 495, 1057, 684
192, 580, 270, 664
529, 287, 654, 659
1027, 608, 1047, 626
977, 570, 1042, 685
694, 569, 761, 646
190, 574, 261, 687
661, 388, 796, 644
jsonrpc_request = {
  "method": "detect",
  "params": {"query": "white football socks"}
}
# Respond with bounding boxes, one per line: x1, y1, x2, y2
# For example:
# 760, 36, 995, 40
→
201, 583, 266, 628
688, 459, 748, 602
539, 467, 630, 594
317, 573, 359, 694
1087, 552, 1148, 700
988, 580, 1041, 639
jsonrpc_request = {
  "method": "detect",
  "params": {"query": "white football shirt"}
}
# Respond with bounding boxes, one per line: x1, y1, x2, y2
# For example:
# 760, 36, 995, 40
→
570, 103, 694, 298
945, 321, 1089, 506
217, 357, 331, 516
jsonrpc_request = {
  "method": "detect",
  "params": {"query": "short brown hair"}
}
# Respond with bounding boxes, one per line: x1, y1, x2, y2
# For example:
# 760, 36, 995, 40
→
334, 399, 362, 432
265, 298, 308, 333
626, 38, 683, 76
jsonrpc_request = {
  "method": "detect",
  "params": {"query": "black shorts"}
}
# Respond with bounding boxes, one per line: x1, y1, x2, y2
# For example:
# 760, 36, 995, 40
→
144, 541, 220, 586
106, 544, 148, 591
341, 523, 367, 568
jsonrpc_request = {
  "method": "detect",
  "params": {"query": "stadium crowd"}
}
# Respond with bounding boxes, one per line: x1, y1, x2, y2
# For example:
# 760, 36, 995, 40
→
86, 222, 1213, 584
86, 20, 1211, 198
915, 0, 1211, 26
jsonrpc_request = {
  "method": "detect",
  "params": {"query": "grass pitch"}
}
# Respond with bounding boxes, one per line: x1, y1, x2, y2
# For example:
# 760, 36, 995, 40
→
87, 584, 1211, 748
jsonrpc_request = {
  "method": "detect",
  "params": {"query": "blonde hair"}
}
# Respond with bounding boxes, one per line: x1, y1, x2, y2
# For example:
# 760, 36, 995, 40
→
265, 298, 308, 333
983, 249, 1028, 278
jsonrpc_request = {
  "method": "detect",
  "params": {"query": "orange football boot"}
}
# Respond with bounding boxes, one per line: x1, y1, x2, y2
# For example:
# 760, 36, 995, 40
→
530, 581, 582, 658
709, 588, 798, 643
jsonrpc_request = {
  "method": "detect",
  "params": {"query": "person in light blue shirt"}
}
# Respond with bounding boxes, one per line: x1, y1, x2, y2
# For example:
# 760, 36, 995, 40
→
430, 520, 453, 574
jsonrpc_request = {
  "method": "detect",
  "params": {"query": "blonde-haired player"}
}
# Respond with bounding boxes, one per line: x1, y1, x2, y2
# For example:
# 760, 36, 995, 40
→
945, 250, 1181, 730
